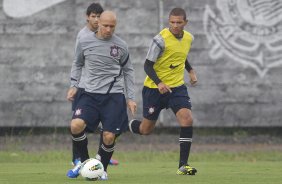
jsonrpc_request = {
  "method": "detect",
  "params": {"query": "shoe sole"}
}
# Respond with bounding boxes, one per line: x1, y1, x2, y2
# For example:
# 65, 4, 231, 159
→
176, 169, 197, 175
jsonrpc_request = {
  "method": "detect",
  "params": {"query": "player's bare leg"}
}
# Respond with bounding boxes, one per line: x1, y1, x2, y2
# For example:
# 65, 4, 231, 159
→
129, 118, 156, 135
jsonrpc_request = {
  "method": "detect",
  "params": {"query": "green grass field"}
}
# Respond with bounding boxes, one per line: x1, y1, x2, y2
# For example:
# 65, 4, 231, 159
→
0, 149, 282, 184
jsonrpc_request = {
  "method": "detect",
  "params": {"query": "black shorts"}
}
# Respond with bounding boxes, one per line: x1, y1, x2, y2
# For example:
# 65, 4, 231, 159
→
72, 88, 84, 111
72, 91, 128, 134
142, 85, 192, 121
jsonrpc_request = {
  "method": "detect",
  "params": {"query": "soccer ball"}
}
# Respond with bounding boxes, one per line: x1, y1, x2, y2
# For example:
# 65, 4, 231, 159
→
80, 158, 104, 180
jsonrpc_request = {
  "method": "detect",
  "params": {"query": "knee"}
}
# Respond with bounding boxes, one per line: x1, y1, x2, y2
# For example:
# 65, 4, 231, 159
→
70, 119, 86, 134
102, 132, 116, 145
183, 116, 193, 127
176, 108, 193, 126
177, 110, 193, 126
186, 116, 193, 126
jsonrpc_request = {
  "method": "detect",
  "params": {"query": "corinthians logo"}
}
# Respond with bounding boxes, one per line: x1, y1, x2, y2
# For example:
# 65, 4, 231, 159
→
203, 0, 282, 77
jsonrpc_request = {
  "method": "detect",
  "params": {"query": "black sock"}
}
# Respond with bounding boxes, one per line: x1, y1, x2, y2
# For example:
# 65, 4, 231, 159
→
129, 120, 142, 134
71, 126, 79, 162
98, 142, 115, 171
96, 129, 120, 162
179, 126, 193, 168
72, 142, 79, 163
72, 131, 89, 162
98, 127, 103, 148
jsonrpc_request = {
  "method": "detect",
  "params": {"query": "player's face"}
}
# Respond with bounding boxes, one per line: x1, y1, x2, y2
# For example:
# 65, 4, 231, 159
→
169, 15, 187, 37
98, 17, 116, 39
87, 13, 101, 31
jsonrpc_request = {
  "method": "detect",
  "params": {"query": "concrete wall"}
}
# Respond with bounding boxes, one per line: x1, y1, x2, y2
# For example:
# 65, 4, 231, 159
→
0, 0, 281, 127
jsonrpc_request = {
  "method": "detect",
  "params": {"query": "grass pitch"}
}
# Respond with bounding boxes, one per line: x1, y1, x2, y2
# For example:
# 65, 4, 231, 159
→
0, 150, 281, 184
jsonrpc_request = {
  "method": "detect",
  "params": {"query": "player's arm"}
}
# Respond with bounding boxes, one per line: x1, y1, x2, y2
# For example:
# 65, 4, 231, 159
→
67, 87, 78, 101
185, 59, 197, 85
67, 40, 84, 101
185, 59, 193, 72
120, 49, 137, 116
144, 60, 171, 94
145, 34, 171, 94
144, 59, 161, 85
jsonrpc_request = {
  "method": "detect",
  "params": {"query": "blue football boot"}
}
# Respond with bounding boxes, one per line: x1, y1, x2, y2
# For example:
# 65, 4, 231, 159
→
66, 159, 82, 178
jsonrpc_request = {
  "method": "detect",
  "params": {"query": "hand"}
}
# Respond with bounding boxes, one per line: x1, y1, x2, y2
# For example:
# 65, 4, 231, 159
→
189, 69, 197, 85
127, 99, 137, 116
66, 87, 78, 101
157, 82, 172, 94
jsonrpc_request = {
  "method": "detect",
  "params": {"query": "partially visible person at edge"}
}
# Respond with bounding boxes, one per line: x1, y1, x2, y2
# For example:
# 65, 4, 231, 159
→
67, 3, 119, 169
66, 10, 137, 180
129, 7, 197, 176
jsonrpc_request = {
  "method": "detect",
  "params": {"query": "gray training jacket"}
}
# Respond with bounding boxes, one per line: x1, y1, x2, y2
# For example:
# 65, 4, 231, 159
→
74, 26, 93, 89
70, 32, 135, 101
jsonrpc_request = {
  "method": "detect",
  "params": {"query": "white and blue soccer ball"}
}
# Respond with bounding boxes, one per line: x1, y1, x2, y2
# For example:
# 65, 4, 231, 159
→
79, 158, 104, 180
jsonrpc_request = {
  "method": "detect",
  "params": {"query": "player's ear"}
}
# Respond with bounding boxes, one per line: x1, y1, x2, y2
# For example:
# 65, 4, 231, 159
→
86, 14, 90, 22
184, 19, 188, 26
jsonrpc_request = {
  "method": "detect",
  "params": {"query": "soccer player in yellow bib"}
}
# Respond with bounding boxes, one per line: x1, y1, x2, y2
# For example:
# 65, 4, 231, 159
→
129, 8, 197, 175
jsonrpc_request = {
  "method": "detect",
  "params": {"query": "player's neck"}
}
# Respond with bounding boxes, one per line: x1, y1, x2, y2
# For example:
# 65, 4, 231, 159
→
169, 29, 184, 39
95, 31, 112, 40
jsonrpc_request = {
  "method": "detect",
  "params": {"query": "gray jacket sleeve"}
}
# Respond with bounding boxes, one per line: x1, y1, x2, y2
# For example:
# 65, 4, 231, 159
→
146, 34, 164, 62
70, 40, 84, 87
121, 48, 135, 101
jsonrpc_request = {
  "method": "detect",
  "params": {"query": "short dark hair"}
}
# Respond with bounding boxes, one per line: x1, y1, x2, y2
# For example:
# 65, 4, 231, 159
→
169, 8, 187, 20
86, 2, 104, 16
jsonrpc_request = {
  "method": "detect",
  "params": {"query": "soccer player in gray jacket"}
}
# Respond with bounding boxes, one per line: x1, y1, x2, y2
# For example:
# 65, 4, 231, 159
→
67, 11, 137, 180
67, 3, 119, 172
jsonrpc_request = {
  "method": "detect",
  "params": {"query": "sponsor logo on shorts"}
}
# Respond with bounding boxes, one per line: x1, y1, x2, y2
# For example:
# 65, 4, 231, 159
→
148, 107, 155, 114
74, 108, 82, 116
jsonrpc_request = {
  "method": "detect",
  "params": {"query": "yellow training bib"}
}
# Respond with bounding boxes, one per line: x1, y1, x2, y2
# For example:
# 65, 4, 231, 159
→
144, 28, 193, 88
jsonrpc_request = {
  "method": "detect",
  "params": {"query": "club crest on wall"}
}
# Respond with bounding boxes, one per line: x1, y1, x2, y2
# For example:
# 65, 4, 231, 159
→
203, 0, 282, 77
